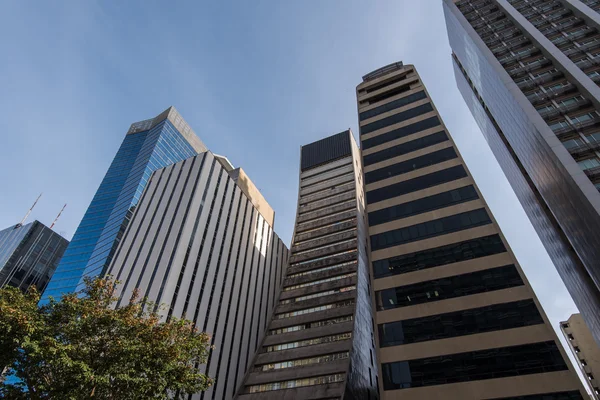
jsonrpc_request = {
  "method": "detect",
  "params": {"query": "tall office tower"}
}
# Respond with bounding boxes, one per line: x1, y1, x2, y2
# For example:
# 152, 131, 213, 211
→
237, 131, 378, 399
106, 151, 289, 400
41, 107, 206, 304
357, 62, 586, 399
443, 0, 600, 343
0, 221, 68, 292
561, 314, 600, 399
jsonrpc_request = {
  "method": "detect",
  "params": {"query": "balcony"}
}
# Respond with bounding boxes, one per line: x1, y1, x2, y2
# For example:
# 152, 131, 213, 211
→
567, 142, 600, 157
517, 70, 563, 90
584, 165, 600, 179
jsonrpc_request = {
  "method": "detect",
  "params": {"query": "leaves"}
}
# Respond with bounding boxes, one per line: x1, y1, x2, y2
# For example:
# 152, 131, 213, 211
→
0, 277, 213, 399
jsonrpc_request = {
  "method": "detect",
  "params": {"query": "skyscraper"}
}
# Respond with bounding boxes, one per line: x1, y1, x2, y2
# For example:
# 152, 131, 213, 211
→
238, 131, 378, 399
106, 151, 289, 400
443, 0, 600, 343
357, 62, 585, 399
561, 314, 600, 399
0, 220, 68, 292
41, 107, 206, 304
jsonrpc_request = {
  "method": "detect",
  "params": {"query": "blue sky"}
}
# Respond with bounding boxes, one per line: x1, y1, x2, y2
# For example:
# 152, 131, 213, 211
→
0, 1, 577, 338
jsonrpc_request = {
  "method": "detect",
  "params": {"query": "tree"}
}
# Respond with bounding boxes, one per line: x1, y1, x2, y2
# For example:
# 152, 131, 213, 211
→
0, 277, 213, 399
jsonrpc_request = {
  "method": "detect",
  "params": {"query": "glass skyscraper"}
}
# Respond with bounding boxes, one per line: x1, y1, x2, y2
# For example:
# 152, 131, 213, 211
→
41, 107, 206, 303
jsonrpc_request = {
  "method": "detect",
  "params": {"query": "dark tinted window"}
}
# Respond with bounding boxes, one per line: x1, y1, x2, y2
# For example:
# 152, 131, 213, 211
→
381, 341, 567, 390
376, 265, 523, 310
363, 131, 448, 166
370, 208, 491, 251
361, 104, 434, 135
494, 392, 583, 400
378, 299, 543, 347
366, 165, 467, 204
362, 117, 441, 150
360, 91, 428, 121
372, 234, 506, 278
365, 147, 457, 184
369, 186, 479, 226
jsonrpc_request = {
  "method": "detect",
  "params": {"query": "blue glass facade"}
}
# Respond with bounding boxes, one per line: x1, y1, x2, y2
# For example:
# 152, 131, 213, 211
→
41, 108, 205, 303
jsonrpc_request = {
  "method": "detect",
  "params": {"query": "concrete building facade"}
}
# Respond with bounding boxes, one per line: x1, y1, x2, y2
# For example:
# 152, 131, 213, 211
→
561, 314, 600, 399
237, 131, 378, 399
444, 0, 600, 344
106, 151, 289, 400
0, 220, 68, 292
357, 62, 586, 399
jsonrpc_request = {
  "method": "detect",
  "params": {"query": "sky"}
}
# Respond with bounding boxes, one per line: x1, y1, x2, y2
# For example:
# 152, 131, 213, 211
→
0, 0, 578, 351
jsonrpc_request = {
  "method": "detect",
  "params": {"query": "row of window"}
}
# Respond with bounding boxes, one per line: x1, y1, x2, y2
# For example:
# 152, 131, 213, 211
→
362, 116, 441, 150
265, 332, 352, 352
291, 237, 356, 257
370, 208, 492, 251
372, 234, 507, 278
363, 130, 448, 167
378, 299, 543, 347
268, 315, 353, 335
366, 165, 468, 204
286, 261, 357, 279
381, 341, 567, 390
368, 185, 479, 227
361, 103, 434, 135
290, 249, 356, 268
256, 351, 349, 372
376, 265, 523, 311
248, 373, 345, 393
365, 147, 458, 185
280, 286, 355, 304
283, 272, 357, 291
359, 91, 428, 121
275, 300, 355, 319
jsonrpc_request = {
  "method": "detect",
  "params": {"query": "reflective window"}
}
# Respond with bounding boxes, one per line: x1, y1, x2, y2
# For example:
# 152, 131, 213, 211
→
366, 165, 468, 204
248, 373, 345, 393
362, 116, 441, 150
372, 234, 507, 278
275, 300, 355, 319
370, 208, 491, 251
376, 265, 523, 310
283, 272, 356, 291
363, 131, 449, 166
280, 286, 355, 304
269, 315, 353, 335
256, 352, 349, 372
361, 104, 434, 135
577, 157, 600, 170
365, 147, 458, 184
359, 91, 428, 121
381, 341, 567, 390
266, 332, 352, 352
368, 186, 478, 226
378, 299, 543, 347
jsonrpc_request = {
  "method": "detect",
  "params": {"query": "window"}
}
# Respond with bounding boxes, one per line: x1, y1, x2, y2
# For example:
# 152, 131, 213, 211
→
361, 103, 434, 135
365, 147, 458, 184
548, 119, 570, 131
368, 186, 479, 226
370, 208, 491, 251
362, 116, 441, 150
363, 131, 448, 166
283, 272, 357, 291
373, 234, 507, 278
562, 138, 585, 149
256, 352, 349, 372
269, 315, 353, 335
280, 285, 356, 304
266, 332, 352, 352
376, 265, 523, 310
378, 299, 543, 347
586, 132, 600, 143
578, 158, 600, 170
248, 373, 345, 393
366, 165, 468, 204
360, 91, 428, 121
275, 300, 355, 319
381, 341, 567, 390
571, 112, 598, 124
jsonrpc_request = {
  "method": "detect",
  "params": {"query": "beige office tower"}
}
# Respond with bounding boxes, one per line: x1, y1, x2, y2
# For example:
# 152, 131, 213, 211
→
357, 62, 587, 399
562, 314, 600, 399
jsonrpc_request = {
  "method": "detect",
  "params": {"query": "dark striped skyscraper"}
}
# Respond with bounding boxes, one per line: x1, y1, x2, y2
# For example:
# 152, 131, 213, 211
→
107, 151, 289, 400
357, 62, 585, 399
444, 0, 600, 343
41, 107, 206, 304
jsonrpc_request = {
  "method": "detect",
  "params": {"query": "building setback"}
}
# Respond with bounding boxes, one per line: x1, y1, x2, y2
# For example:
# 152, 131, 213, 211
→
443, 0, 600, 343
561, 314, 600, 399
237, 131, 378, 399
357, 62, 586, 399
41, 107, 206, 304
0, 221, 68, 292
106, 151, 289, 400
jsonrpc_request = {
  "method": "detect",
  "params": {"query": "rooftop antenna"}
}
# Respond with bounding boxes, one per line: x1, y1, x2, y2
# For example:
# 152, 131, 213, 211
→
50, 203, 67, 229
16, 193, 42, 228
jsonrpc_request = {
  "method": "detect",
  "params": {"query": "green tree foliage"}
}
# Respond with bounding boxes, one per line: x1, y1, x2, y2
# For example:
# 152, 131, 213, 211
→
0, 278, 213, 399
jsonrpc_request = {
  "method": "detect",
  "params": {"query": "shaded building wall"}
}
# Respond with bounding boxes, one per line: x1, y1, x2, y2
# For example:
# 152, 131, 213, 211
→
562, 314, 600, 398
107, 152, 289, 400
